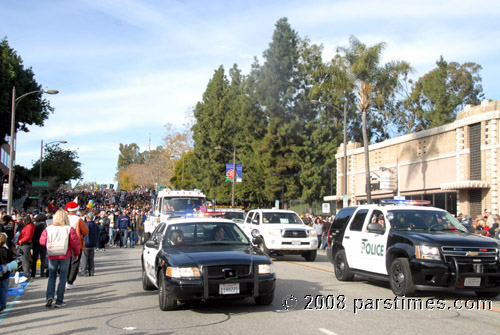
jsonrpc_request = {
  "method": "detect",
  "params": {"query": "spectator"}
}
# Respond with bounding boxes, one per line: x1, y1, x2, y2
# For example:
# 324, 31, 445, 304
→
97, 211, 109, 250
321, 216, 332, 249
65, 201, 89, 290
16, 215, 35, 281
31, 213, 47, 278
39, 209, 80, 308
80, 212, 99, 276
312, 217, 323, 248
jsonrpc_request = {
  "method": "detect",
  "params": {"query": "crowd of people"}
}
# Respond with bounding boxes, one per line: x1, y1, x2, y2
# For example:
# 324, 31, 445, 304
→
0, 189, 152, 312
301, 213, 335, 250
457, 210, 500, 237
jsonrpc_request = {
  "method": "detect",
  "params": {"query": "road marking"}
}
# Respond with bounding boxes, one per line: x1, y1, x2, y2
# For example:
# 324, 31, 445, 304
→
286, 262, 500, 313
285, 261, 335, 274
319, 328, 339, 335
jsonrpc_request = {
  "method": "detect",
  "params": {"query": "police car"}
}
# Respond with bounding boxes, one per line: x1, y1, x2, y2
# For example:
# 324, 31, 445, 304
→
327, 200, 500, 297
243, 209, 318, 261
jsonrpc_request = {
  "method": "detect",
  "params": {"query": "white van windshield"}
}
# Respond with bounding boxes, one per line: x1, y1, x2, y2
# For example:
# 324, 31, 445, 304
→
262, 212, 303, 224
161, 197, 205, 213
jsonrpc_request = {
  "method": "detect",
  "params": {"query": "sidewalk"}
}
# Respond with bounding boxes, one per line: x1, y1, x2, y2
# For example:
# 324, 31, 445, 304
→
0, 247, 146, 334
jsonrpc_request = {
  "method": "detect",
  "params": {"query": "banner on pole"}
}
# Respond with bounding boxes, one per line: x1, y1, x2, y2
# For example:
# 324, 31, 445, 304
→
225, 163, 242, 182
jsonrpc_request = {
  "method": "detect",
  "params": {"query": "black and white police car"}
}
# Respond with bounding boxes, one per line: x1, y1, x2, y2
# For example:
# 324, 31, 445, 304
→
327, 200, 500, 297
141, 217, 276, 310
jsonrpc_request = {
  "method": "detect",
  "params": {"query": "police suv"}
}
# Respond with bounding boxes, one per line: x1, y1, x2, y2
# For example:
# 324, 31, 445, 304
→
243, 209, 318, 261
327, 200, 500, 297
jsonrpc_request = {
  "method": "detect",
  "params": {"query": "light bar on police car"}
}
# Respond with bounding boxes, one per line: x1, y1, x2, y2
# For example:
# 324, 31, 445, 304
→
381, 199, 431, 206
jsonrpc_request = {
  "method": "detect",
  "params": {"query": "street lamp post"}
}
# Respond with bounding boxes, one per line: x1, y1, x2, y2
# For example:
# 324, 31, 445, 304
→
214, 146, 236, 207
39, 139, 67, 209
7, 87, 59, 214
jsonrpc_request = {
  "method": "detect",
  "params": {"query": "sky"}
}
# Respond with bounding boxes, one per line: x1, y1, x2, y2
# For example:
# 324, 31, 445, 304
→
1, 0, 499, 186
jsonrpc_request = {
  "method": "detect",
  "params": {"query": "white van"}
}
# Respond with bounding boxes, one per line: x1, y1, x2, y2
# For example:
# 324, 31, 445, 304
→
143, 189, 207, 242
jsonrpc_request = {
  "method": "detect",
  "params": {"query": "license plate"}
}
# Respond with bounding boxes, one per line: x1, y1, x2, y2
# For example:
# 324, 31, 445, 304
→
219, 283, 240, 295
292, 240, 301, 246
464, 277, 481, 287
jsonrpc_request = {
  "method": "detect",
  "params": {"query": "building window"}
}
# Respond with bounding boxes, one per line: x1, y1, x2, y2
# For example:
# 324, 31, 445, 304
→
469, 189, 482, 218
469, 123, 481, 180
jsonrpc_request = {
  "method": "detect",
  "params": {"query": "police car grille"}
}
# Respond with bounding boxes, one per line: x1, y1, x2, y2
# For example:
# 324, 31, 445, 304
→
282, 230, 307, 238
206, 265, 251, 278
441, 246, 498, 264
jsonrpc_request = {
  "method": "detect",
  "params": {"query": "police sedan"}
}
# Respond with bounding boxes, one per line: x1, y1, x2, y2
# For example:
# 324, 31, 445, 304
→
141, 217, 276, 311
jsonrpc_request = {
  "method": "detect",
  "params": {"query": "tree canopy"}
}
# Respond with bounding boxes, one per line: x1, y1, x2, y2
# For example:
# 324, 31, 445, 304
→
116, 18, 486, 209
0, 38, 55, 145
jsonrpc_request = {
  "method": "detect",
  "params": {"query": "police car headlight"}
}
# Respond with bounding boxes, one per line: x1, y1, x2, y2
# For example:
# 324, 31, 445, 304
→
258, 263, 275, 274
268, 229, 281, 236
309, 230, 317, 237
166, 266, 201, 278
416, 245, 441, 261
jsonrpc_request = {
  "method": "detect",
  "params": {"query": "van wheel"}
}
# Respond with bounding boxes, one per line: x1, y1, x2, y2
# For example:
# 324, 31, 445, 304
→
334, 250, 354, 281
389, 258, 416, 296
303, 250, 317, 262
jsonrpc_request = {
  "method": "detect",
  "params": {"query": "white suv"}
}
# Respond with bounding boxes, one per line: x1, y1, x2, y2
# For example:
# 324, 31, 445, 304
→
243, 209, 318, 261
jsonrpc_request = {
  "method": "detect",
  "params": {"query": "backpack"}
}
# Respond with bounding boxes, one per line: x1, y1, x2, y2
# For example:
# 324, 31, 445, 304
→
46, 225, 71, 256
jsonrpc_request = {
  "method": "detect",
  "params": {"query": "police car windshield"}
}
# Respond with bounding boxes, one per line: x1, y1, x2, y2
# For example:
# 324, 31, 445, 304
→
163, 222, 250, 246
388, 210, 468, 233
162, 197, 205, 213
262, 212, 303, 224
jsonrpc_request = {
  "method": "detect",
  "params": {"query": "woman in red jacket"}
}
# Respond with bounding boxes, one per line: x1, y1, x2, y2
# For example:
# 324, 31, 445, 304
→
39, 209, 80, 308
16, 215, 35, 280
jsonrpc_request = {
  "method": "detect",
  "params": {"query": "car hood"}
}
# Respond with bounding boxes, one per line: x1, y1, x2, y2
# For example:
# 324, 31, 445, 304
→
163, 245, 270, 267
261, 224, 312, 230
400, 231, 500, 247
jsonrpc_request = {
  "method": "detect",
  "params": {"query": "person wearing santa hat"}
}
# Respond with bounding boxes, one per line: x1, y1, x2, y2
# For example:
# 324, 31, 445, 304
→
64, 200, 89, 289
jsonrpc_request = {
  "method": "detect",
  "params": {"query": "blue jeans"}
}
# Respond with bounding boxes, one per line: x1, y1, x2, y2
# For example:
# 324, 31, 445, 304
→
109, 228, 116, 246
320, 235, 328, 249
46, 258, 70, 305
126, 231, 135, 247
0, 277, 9, 309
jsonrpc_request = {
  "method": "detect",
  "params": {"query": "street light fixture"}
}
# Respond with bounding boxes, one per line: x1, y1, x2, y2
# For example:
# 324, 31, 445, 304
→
214, 146, 236, 207
38, 140, 67, 209
7, 87, 59, 214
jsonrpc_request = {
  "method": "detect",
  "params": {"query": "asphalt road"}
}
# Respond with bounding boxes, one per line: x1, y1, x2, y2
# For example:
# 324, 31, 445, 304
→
1, 247, 499, 335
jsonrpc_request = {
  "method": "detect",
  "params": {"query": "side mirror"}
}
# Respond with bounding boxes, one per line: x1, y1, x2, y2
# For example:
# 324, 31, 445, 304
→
145, 240, 157, 248
367, 223, 385, 234
252, 219, 259, 225
251, 229, 263, 245
252, 236, 263, 246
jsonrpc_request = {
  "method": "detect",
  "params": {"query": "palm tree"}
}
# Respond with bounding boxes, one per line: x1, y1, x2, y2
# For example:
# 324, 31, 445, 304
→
339, 36, 411, 203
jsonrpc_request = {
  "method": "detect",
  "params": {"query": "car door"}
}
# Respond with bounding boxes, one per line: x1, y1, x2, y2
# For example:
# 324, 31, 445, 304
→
342, 209, 368, 270
360, 210, 389, 274
242, 211, 255, 237
144, 222, 166, 284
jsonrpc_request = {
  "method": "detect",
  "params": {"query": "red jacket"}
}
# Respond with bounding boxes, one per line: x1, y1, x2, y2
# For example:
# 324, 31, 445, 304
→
17, 223, 35, 245
39, 226, 80, 260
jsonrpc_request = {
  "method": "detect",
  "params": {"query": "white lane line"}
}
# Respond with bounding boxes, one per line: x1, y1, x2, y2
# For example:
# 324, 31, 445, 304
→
319, 328, 339, 335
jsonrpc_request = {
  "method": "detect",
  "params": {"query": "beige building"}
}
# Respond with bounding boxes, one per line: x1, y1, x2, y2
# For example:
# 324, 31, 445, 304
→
327, 100, 500, 218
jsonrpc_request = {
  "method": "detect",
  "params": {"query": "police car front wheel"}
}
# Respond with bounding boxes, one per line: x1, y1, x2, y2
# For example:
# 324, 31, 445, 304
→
389, 258, 416, 296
